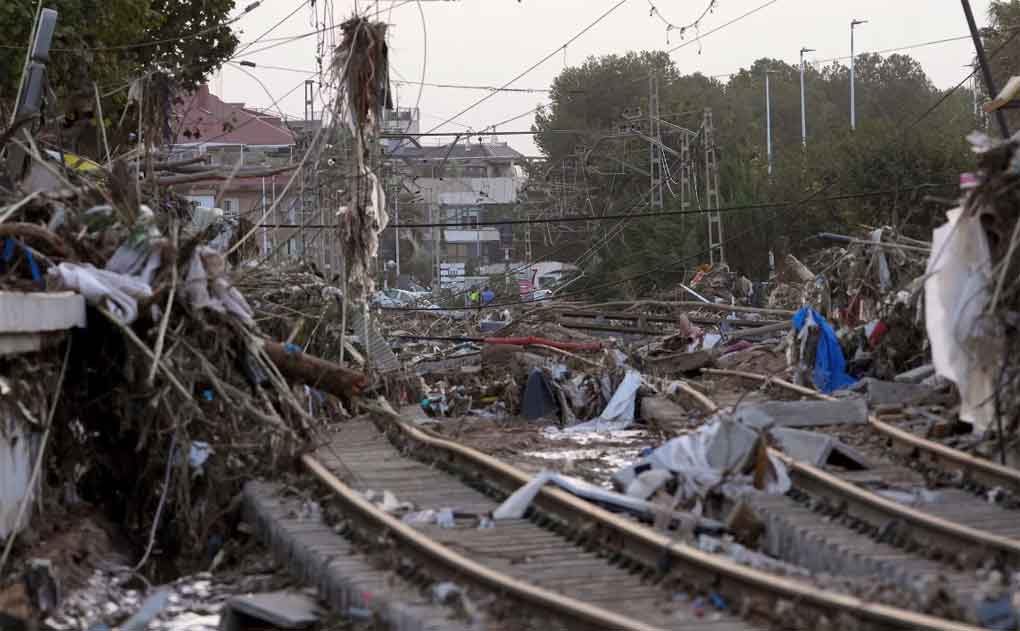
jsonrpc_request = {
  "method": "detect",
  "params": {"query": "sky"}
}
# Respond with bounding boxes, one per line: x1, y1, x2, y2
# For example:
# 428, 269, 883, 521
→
217, 0, 997, 156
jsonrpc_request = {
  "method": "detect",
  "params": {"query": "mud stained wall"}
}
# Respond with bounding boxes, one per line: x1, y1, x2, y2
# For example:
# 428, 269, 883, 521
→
0, 406, 40, 540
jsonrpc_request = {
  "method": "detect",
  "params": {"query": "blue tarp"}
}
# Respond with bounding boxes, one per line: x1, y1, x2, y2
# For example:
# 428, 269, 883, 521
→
791, 307, 856, 394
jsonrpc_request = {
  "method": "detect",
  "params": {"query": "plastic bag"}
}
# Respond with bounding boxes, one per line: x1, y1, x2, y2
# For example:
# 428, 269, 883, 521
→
792, 307, 856, 394
50, 262, 153, 324
925, 207, 999, 431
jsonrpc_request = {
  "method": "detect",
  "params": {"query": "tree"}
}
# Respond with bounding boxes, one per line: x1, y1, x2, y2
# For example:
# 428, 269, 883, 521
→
0, 0, 238, 117
530, 49, 977, 298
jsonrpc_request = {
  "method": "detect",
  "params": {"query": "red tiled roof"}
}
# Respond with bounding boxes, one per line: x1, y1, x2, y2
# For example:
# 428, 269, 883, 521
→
173, 85, 295, 146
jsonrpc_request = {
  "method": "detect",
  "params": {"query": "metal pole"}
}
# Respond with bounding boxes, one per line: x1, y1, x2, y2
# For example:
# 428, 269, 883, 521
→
765, 71, 773, 175
800, 48, 814, 147
851, 19, 868, 131
961, 0, 1009, 138
394, 186, 400, 277
850, 24, 855, 130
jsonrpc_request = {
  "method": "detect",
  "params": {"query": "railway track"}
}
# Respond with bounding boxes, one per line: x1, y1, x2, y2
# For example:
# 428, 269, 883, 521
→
682, 368, 1020, 624
301, 404, 981, 630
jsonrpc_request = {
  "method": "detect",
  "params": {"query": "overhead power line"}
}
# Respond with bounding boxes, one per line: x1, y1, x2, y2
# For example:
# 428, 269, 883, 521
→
668, 0, 780, 53
257, 184, 945, 230
421, 0, 629, 136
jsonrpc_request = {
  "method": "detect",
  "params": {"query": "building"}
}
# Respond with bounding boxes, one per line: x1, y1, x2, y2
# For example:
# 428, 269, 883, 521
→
387, 135, 526, 287
165, 85, 329, 265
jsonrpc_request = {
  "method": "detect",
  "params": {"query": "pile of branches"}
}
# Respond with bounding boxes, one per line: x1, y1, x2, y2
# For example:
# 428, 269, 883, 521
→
237, 260, 350, 365
0, 158, 337, 568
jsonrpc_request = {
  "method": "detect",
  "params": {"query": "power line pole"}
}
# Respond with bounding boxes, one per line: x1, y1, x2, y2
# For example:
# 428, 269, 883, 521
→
300, 79, 320, 263
649, 73, 664, 210
680, 131, 693, 219
800, 47, 814, 147
703, 107, 724, 265
765, 69, 774, 176
850, 20, 868, 131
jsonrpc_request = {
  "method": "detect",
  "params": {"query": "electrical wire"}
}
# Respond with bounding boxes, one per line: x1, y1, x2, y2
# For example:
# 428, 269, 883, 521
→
911, 29, 1020, 128
668, 0, 780, 54
419, 0, 628, 137
381, 181, 940, 312
256, 184, 945, 230
233, 1, 309, 58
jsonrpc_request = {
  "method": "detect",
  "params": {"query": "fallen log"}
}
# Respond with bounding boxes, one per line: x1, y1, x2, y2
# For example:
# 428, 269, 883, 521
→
263, 341, 368, 398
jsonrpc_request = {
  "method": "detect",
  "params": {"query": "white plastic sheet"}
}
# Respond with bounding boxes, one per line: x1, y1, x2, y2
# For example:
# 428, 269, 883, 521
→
493, 469, 658, 520
925, 207, 999, 432
50, 262, 153, 324
560, 369, 642, 433
612, 420, 790, 505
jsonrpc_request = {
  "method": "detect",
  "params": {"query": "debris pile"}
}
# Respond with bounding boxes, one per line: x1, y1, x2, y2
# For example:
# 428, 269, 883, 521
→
0, 159, 367, 585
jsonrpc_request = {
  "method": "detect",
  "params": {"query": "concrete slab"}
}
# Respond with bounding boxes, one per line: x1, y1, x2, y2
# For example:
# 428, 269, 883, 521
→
707, 419, 759, 471
736, 398, 868, 429
894, 364, 935, 384
772, 427, 870, 469
864, 379, 937, 407
0, 292, 85, 333
221, 592, 320, 629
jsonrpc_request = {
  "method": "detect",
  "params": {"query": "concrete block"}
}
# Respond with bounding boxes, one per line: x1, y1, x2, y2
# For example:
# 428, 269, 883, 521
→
707, 419, 759, 471
640, 396, 688, 423
0, 292, 85, 333
772, 427, 869, 469
864, 379, 936, 407
0, 406, 41, 540
894, 363, 935, 384
220, 592, 320, 630
736, 398, 868, 429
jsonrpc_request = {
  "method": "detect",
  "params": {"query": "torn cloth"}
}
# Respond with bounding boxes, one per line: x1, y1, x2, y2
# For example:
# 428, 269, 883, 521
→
792, 307, 855, 394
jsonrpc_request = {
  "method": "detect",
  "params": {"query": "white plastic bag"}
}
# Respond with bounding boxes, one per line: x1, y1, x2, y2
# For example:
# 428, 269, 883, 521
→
50, 262, 153, 324
561, 369, 642, 433
925, 207, 999, 431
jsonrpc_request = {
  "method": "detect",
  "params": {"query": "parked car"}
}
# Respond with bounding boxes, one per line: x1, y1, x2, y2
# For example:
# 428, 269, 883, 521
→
372, 288, 434, 308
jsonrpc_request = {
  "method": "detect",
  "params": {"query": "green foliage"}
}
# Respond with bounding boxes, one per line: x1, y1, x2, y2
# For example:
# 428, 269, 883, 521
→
532, 50, 979, 297
0, 0, 238, 108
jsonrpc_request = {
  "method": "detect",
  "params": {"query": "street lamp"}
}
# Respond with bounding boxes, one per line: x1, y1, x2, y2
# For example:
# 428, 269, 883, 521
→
850, 19, 868, 130
765, 69, 775, 175
800, 47, 815, 147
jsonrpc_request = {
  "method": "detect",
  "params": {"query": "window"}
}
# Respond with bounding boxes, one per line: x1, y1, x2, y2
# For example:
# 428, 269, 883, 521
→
221, 198, 240, 219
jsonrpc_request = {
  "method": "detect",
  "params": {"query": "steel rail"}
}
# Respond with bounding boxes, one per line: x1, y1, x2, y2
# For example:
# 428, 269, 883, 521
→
703, 368, 1020, 493
699, 368, 1020, 566
302, 454, 663, 631
336, 401, 981, 631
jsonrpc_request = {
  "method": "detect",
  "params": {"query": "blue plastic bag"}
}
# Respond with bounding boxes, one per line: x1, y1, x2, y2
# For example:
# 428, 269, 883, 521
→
791, 307, 856, 394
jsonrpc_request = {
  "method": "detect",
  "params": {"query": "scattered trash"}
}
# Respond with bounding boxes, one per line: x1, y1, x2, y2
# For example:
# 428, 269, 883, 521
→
219, 591, 321, 630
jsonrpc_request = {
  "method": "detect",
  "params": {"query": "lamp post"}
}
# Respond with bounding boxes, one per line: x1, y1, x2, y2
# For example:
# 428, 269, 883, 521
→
850, 19, 868, 130
800, 47, 815, 147
765, 69, 774, 175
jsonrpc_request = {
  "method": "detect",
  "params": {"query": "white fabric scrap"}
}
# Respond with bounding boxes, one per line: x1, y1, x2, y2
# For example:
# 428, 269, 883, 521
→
49, 262, 153, 324
560, 369, 642, 433
183, 246, 255, 327
925, 207, 1000, 432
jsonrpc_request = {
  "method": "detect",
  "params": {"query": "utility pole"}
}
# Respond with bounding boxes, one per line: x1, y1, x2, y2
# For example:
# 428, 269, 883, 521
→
648, 72, 664, 209
800, 47, 814, 147
765, 69, 774, 176
680, 131, 693, 218
850, 19, 867, 131
703, 108, 724, 265
300, 79, 319, 263
962, 0, 1009, 138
